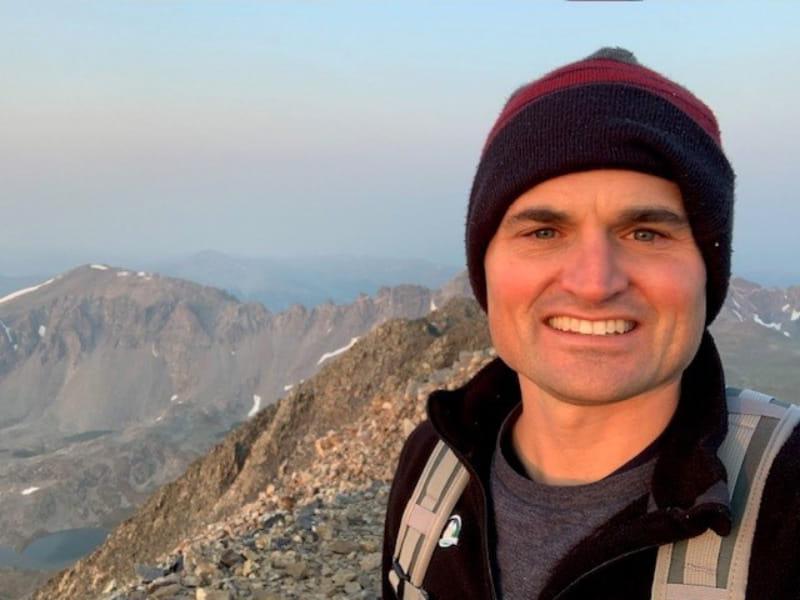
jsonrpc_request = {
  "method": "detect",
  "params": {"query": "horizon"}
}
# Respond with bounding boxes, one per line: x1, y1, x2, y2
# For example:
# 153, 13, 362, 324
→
1, 252, 797, 296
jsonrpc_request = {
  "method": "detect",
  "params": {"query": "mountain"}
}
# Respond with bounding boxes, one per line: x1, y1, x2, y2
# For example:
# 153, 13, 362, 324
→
148, 251, 461, 311
710, 277, 800, 400
0, 264, 459, 558
31, 277, 800, 600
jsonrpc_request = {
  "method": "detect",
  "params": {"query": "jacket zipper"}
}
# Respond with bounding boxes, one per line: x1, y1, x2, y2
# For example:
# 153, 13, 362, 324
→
549, 543, 660, 600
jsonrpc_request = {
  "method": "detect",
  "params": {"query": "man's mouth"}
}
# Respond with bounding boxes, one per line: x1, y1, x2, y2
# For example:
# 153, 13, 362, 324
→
546, 316, 636, 336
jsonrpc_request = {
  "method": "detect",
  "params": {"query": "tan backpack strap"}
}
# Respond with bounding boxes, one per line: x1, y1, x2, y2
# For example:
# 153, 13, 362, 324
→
652, 389, 800, 600
389, 440, 470, 599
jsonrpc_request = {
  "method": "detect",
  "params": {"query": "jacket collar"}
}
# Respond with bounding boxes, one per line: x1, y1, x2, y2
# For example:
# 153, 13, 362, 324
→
427, 329, 732, 535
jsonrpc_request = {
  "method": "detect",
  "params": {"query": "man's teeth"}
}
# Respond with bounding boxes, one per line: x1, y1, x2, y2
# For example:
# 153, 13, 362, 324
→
547, 316, 635, 335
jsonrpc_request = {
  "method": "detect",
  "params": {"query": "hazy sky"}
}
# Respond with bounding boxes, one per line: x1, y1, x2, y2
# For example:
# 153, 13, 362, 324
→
2, 1, 798, 284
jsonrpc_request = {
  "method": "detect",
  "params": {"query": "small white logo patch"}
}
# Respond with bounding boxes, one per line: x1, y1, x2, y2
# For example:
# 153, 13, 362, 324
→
438, 515, 462, 548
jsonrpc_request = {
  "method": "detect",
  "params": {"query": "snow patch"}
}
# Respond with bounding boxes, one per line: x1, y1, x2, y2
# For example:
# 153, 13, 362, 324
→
754, 314, 782, 331
782, 304, 791, 312
792, 310, 800, 322
21, 487, 40, 496
151, 343, 159, 358
170, 394, 179, 402
283, 384, 294, 392
247, 394, 262, 418
90, 264, 109, 271
732, 309, 743, 322
784, 331, 791, 338
117, 271, 131, 277
137, 271, 147, 277
429, 298, 437, 312
732, 298, 741, 309
0, 278, 55, 306
0, 319, 13, 344
38, 325, 46, 337
317, 337, 359, 365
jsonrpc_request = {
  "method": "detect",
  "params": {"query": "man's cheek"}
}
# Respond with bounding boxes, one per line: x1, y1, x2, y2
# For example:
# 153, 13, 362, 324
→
488, 263, 536, 306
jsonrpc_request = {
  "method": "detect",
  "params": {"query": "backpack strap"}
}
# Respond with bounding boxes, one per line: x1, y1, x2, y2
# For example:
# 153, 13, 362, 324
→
388, 439, 470, 599
651, 388, 800, 600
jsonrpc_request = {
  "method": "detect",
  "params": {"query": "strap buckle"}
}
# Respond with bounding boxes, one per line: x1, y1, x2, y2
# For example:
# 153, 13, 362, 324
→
392, 558, 411, 582
391, 558, 430, 599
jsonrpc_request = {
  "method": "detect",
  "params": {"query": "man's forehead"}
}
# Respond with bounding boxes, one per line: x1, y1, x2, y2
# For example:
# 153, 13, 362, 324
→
502, 170, 688, 218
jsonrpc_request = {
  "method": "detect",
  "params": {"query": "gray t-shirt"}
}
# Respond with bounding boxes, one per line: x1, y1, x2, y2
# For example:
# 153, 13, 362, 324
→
489, 407, 657, 600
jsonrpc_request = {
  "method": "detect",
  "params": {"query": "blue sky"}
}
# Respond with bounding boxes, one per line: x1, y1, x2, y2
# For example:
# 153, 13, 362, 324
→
1, 1, 798, 284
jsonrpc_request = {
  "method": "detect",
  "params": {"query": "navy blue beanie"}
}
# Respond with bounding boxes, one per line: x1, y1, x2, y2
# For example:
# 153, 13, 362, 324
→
466, 47, 735, 325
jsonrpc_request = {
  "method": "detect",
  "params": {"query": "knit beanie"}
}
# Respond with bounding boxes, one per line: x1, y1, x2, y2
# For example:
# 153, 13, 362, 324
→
466, 47, 735, 325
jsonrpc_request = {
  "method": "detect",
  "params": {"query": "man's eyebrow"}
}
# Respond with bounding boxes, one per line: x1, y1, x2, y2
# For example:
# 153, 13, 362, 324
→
503, 207, 572, 227
502, 206, 688, 228
616, 207, 689, 226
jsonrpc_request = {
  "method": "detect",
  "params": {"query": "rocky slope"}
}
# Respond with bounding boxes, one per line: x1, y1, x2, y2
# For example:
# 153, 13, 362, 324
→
33, 297, 491, 599
711, 278, 800, 400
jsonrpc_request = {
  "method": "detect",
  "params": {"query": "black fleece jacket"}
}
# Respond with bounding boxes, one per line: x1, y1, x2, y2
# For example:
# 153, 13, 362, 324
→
382, 332, 800, 599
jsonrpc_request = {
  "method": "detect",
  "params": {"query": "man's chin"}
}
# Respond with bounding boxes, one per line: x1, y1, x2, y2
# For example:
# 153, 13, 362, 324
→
518, 369, 651, 407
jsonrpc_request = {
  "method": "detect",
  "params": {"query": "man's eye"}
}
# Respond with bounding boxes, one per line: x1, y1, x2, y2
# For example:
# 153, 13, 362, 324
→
529, 228, 557, 239
632, 229, 660, 242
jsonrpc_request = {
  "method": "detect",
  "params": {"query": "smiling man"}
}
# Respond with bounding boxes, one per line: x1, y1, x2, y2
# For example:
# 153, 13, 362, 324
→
382, 48, 800, 600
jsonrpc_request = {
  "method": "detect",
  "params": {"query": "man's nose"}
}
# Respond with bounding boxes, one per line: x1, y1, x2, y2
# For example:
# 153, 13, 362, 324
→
558, 232, 629, 303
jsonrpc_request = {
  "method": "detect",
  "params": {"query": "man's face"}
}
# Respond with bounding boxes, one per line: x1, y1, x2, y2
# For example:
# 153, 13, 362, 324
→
484, 169, 706, 406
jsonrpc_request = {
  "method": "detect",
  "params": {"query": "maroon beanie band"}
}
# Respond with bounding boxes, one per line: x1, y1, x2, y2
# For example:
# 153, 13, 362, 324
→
466, 50, 735, 325
483, 58, 723, 154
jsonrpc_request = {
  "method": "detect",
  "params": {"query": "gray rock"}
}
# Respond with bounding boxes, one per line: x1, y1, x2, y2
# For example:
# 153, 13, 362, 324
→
151, 583, 184, 598
147, 573, 180, 593
359, 552, 382, 572
285, 560, 308, 579
182, 575, 201, 588
329, 539, 358, 555
219, 549, 244, 568
271, 536, 292, 550
251, 592, 282, 600
260, 513, 286, 530
331, 568, 357, 586
196, 589, 232, 600
134, 563, 165, 583
344, 580, 363, 595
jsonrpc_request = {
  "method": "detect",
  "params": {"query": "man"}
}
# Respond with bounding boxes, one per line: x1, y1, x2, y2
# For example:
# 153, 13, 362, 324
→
382, 48, 800, 599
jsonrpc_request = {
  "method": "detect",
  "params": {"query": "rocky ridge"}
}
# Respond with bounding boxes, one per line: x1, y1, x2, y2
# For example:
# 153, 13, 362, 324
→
33, 298, 491, 599
88, 347, 495, 600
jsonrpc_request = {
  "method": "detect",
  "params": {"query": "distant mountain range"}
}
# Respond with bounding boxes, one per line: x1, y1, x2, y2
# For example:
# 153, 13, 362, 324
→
0, 264, 468, 555
1, 251, 461, 312
140, 251, 461, 311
